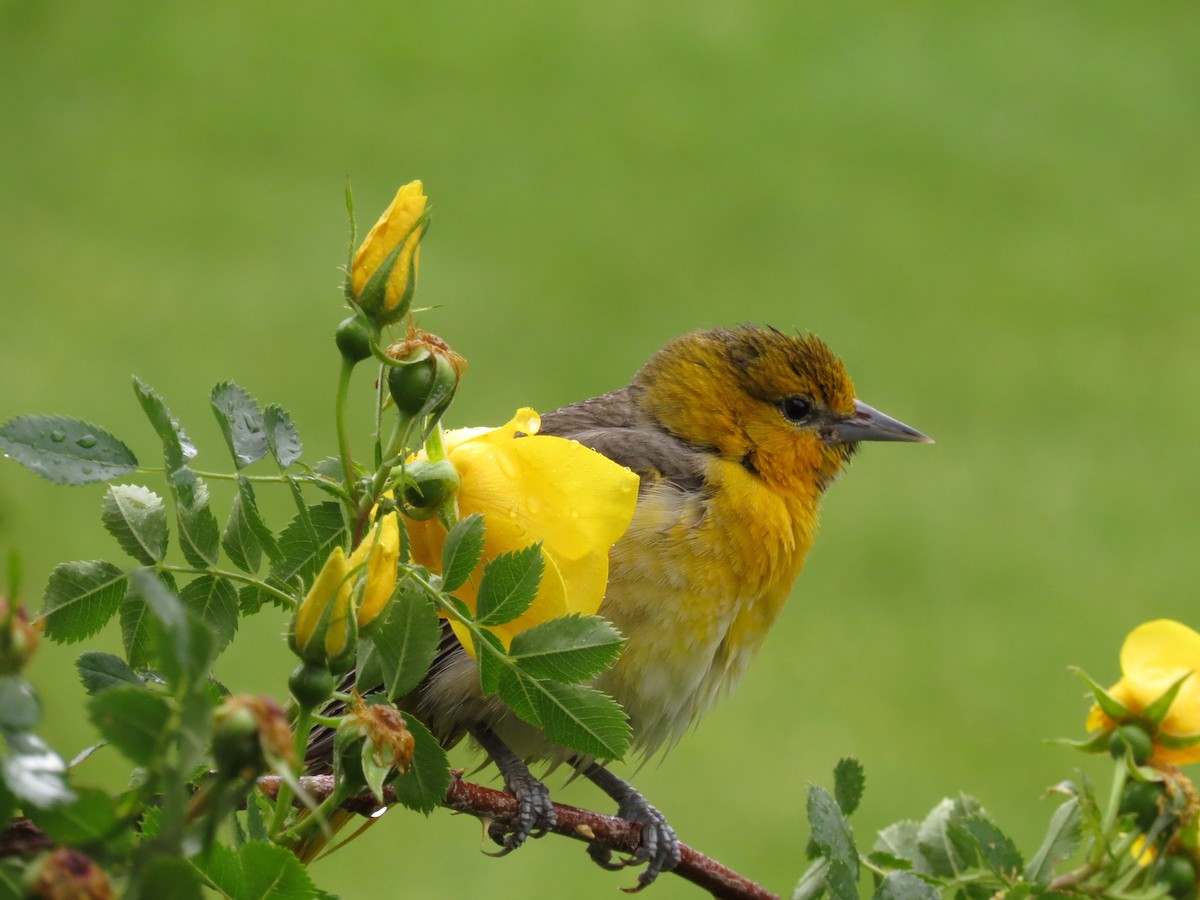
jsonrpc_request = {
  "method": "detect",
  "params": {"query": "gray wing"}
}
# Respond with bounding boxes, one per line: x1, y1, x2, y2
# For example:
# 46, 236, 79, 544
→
536, 388, 709, 494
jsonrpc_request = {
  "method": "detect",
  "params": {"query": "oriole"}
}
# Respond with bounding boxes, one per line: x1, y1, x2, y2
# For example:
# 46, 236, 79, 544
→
413, 325, 929, 886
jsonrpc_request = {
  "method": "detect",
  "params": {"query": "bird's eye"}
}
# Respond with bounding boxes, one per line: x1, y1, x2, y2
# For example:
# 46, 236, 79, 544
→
779, 395, 815, 424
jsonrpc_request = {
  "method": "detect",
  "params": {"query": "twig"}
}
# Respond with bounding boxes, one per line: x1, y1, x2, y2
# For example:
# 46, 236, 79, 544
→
258, 772, 780, 900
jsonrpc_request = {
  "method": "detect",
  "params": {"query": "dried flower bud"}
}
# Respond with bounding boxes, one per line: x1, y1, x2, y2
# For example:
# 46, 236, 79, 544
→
212, 695, 295, 778
31, 847, 114, 900
0, 596, 39, 675
385, 330, 465, 423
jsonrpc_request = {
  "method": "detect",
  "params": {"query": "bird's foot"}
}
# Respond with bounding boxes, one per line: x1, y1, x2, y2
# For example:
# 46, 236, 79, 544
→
612, 792, 681, 891
485, 767, 557, 855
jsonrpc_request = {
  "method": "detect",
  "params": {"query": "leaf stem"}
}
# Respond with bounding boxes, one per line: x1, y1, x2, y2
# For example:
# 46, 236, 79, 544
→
158, 565, 297, 608
270, 706, 315, 838
335, 357, 359, 520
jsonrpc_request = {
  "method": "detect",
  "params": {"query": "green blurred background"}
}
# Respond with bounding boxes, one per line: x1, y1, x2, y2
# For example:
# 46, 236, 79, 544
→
2, 3, 1199, 897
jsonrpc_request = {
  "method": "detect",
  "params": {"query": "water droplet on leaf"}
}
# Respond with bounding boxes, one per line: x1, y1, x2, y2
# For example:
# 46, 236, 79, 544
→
76, 434, 97, 449
49, 431, 66, 443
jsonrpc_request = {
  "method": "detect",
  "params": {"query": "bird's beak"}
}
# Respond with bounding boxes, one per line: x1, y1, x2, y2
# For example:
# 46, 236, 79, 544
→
825, 399, 933, 445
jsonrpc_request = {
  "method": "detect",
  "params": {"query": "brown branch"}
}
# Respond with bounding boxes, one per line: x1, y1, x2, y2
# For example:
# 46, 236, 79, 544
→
258, 772, 779, 900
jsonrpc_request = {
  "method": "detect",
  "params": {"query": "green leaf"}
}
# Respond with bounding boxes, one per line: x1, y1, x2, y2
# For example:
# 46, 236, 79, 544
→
26, 786, 119, 844
0, 677, 40, 731
264, 404, 302, 468
76, 651, 144, 694
0, 415, 138, 485
40, 560, 127, 644
170, 468, 221, 568
2, 732, 72, 808
102, 484, 169, 564
239, 841, 319, 900
834, 757, 865, 817
235, 476, 282, 564
916, 796, 980, 877
210, 382, 269, 469
963, 814, 1022, 879
132, 376, 197, 473
441, 514, 485, 591
506, 614, 623, 683
222, 488, 263, 574
871, 871, 940, 900
476, 629, 507, 696
364, 582, 440, 700
808, 785, 859, 880
88, 684, 170, 764
136, 855, 204, 900
179, 574, 239, 656
120, 588, 156, 669
824, 859, 858, 900
389, 717, 450, 815
1024, 798, 1082, 889
500, 671, 631, 760
191, 842, 245, 900
269, 502, 346, 590
475, 545, 543, 626
791, 858, 829, 900
874, 820, 923, 867
130, 569, 214, 690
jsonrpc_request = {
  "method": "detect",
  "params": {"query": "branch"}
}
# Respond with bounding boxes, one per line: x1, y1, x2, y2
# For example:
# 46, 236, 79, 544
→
258, 772, 779, 900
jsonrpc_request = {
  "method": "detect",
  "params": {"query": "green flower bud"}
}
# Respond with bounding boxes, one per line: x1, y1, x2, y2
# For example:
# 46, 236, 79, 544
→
400, 458, 460, 518
1121, 779, 1166, 831
288, 662, 336, 709
1111, 724, 1154, 765
1158, 854, 1198, 900
385, 331, 465, 425
335, 316, 374, 364
211, 695, 294, 778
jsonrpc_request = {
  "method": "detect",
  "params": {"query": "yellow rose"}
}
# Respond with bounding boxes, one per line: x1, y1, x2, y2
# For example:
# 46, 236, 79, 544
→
405, 408, 639, 653
1087, 619, 1200, 764
351, 180, 428, 324
349, 513, 401, 628
290, 546, 355, 669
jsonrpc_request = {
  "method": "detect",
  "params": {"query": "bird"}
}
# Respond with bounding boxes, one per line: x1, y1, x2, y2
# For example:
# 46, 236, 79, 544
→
407, 324, 931, 887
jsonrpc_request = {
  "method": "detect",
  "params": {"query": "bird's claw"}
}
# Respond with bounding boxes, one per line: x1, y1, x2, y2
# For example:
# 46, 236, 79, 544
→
587, 840, 634, 871
487, 769, 557, 854
610, 796, 681, 890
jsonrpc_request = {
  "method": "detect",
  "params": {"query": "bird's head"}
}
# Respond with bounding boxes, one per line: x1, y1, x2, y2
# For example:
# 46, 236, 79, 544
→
633, 325, 930, 497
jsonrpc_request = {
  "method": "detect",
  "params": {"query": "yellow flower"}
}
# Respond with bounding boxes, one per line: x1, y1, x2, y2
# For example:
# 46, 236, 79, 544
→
1087, 620, 1200, 764
290, 546, 355, 670
351, 180, 428, 324
349, 513, 401, 628
405, 408, 639, 653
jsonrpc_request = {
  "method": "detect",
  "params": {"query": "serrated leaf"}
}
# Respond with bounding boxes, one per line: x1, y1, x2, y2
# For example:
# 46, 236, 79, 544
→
834, 757, 865, 817
808, 785, 859, 879
792, 858, 829, 900
239, 840, 318, 900
136, 855, 204, 900
170, 468, 220, 567
389, 718, 450, 815
40, 560, 126, 644
269, 502, 347, 590
824, 859, 858, 900
179, 574, 239, 656
507, 614, 624, 683
364, 582, 440, 700
191, 842, 245, 900
477, 629, 507, 696
866, 851, 913, 872
210, 382, 269, 469
441, 514, 485, 591
75, 651, 143, 694
871, 871, 940, 900
101, 484, 168, 564
499, 671, 631, 760
132, 376, 196, 473
476, 545, 543, 627
916, 796, 980, 877
264, 404, 302, 468
963, 814, 1022, 879
120, 588, 155, 669
88, 684, 170, 764
1, 732, 72, 808
26, 786, 119, 844
875, 820, 923, 866
130, 569, 213, 690
222, 489, 263, 573
0, 415, 138, 485
0, 678, 40, 731
235, 476, 283, 564
1024, 798, 1082, 889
